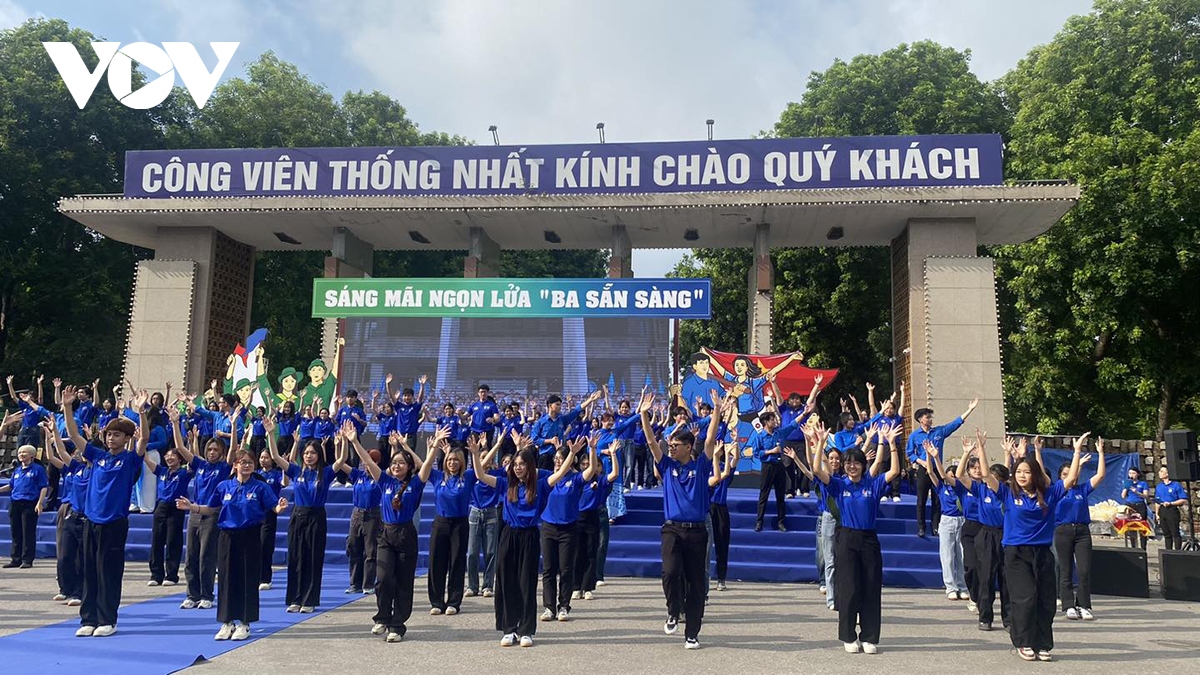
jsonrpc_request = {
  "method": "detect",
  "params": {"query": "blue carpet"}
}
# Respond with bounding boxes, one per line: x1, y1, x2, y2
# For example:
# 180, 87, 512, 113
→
2, 481, 945, 591
0, 565, 367, 674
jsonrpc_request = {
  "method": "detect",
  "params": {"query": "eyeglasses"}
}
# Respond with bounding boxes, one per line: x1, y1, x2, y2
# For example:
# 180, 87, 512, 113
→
668, 442, 688, 449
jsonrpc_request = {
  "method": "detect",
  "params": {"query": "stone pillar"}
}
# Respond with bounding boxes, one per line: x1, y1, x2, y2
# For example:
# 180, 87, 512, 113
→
747, 223, 772, 354
136, 227, 254, 394
465, 226, 500, 278
322, 228, 374, 384
608, 225, 633, 278
891, 218, 1005, 442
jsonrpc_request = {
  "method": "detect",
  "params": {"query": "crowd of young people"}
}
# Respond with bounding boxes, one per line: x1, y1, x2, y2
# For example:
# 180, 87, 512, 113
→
0, 362, 1191, 659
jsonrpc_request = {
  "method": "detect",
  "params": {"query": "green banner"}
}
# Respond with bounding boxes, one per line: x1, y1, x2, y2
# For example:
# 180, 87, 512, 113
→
312, 278, 711, 319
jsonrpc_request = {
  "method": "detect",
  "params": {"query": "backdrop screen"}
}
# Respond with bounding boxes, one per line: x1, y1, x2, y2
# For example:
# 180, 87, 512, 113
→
339, 316, 671, 407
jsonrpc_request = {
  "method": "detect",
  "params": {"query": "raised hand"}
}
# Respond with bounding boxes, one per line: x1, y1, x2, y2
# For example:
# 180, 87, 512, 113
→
814, 373, 824, 386
865, 382, 875, 393
418, 374, 428, 385
1073, 432, 1091, 453
567, 436, 585, 456
340, 420, 357, 443
923, 440, 939, 460
883, 424, 901, 446
385, 373, 394, 385
388, 431, 403, 448
36, 374, 44, 384
961, 436, 973, 454
1033, 436, 1044, 451
53, 377, 62, 388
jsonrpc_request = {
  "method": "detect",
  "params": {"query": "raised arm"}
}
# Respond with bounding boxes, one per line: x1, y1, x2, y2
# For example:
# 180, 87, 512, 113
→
636, 390, 662, 464
332, 422, 353, 475
1062, 433, 1088, 489
763, 352, 802, 380
418, 427, 450, 482
976, 429, 999, 492
262, 415, 293, 471
548, 437, 584, 487
924, 441, 942, 487
468, 441, 498, 488
60, 386, 88, 451
703, 348, 728, 378
582, 434, 600, 481
1090, 437, 1106, 489
809, 422, 831, 485
702, 391, 730, 459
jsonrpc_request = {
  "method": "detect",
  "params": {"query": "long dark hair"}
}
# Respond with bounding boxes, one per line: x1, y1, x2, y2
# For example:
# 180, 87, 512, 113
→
390, 449, 414, 510
507, 448, 538, 504
301, 439, 325, 470
732, 355, 761, 379
1010, 457, 1049, 510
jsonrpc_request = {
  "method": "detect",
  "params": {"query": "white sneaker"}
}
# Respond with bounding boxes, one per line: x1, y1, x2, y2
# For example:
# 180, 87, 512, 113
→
75, 625, 95, 637
66, 597, 81, 607
892, 496, 901, 502
482, 588, 494, 597
571, 590, 581, 600
372, 623, 387, 635
446, 607, 458, 616
148, 580, 161, 587
299, 606, 314, 613
231, 624, 250, 641
162, 580, 177, 587
685, 637, 700, 649
596, 580, 607, 587
623, 487, 631, 494
386, 631, 402, 643
180, 598, 197, 609
258, 583, 270, 591
540, 608, 554, 621
957, 591, 969, 600
500, 633, 516, 647
947, 591, 958, 601
215, 623, 234, 640
198, 599, 213, 609
53, 593, 68, 602
844, 641, 861, 653
557, 608, 569, 621
93, 625, 117, 637
967, 600, 978, 613
1066, 607, 1080, 620
1080, 608, 1095, 621
862, 642, 878, 654
430, 607, 443, 615
519, 635, 534, 647
584, 591, 595, 600
802, 492, 811, 498
465, 589, 477, 598
286, 604, 301, 613
819, 585, 827, 594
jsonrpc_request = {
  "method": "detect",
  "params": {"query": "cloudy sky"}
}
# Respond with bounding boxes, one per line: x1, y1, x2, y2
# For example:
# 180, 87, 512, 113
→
6, 0, 1094, 275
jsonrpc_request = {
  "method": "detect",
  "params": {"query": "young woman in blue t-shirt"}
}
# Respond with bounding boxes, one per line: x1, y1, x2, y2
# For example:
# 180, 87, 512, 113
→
1044, 436, 1105, 621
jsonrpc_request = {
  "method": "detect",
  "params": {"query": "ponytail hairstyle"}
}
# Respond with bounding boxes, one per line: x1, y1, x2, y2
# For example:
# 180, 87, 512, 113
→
507, 447, 539, 505
1009, 456, 1050, 510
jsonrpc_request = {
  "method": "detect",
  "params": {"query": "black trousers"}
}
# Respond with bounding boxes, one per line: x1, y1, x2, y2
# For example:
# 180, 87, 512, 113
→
56, 504, 84, 598
835, 528, 883, 644
1126, 502, 1148, 549
630, 445, 649, 487
1005, 545, 1056, 652
961, 519, 982, 604
374, 522, 418, 635
428, 515, 469, 610
47, 463, 61, 509
710, 503, 731, 582
496, 525, 541, 636
785, 441, 811, 494
185, 513, 219, 602
975, 525, 1009, 626
914, 466, 940, 530
347, 507, 381, 591
260, 510, 278, 584
287, 506, 328, 607
574, 509, 602, 592
756, 461, 787, 527
150, 502, 185, 583
537, 452, 556, 471
80, 518, 130, 627
1054, 522, 1092, 610
540, 521, 577, 612
217, 525, 262, 624
278, 434, 295, 461
661, 521, 708, 640
1160, 505, 1182, 550
8, 499, 38, 564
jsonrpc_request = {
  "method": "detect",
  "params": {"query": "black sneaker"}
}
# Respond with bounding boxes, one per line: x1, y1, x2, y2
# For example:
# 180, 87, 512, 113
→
754, 523, 763, 532
776, 523, 787, 532
664, 616, 678, 635
345, 586, 362, 594
3, 561, 21, 569
917, 526, 926, 538
978, 622, 992, 631
20, 562, 33, 569
685, 637, 700, 650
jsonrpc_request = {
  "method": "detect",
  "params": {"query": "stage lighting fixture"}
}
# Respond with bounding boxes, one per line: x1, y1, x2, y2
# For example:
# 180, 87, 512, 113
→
409, 230, 431, 244
488, 125, 499, 146
684, 228, 699, 241
544, 230, 561, 244
273, 232, 301, 245
826, 227, 844, 241
596, 122, 605, 144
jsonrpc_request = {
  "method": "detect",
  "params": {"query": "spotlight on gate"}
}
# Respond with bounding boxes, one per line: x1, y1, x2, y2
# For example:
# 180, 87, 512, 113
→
488, 125, 500, 146
684, 228, 699, 241
273, 231, 301, 245
826, 226, 844, 241
544, 230, 562, 244
409, 230, 431, 244
596, 122, 606, 144
706, 119, 715, 141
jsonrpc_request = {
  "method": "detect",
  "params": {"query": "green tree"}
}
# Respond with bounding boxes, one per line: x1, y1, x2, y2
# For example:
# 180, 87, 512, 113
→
0, 19, 161, 394
674, 41, 1010, 408
996, 0, 1200, 439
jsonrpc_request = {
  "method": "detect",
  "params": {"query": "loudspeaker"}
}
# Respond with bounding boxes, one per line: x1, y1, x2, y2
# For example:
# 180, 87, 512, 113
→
1164, 429, 1200, 482
1091, 548, 1148, 598
1161, 550, 1200, 602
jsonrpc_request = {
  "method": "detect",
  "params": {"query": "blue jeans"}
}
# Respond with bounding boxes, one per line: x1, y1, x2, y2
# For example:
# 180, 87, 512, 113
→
467, 505, 499, 593
939, 515, 968, 593
816, 511, 836, 608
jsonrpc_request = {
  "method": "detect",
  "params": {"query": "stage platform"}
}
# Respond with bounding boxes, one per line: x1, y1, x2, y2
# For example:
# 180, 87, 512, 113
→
1, 482, 943, 589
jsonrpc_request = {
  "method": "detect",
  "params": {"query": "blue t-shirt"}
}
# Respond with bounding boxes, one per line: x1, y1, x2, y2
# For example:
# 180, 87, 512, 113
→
779, 403, 810, 442
748, 424, 799, 465
350, 467, 382, 509
657, 454, 713, 523
154, 465, 191, 503
17, 400, 50, 428
828, 473, 888, 531
867, 412, 904, 431
66, 459, 91, 510
468, 400, 500, 433
723, 373, 766, 415
436, 415, 461, 439
379, 474, 424, 524
336, 404, 366, 434
315, 419, 335, 440
954, 480, 980, 522
8, 462, 48, 501
429, 469, 475, 518
1156, 481, 1187, 505
500, 415, 523, 438
251, 418, 266, 438
579, 473, 612, 512
1122, 480, 1148, 506
209, 477, 275, 529
285, 464, 336, 507
471, 468, 504, 509
937, 481, 963, 517
710, 462, 734, 506
530, 408, 584, 456
973, 482, 1004, 528
375, 413, 397, 437
256, 468, 284, 497
905, 417, 964, 463
1054, 481, 1093, 526
542, 471, 585, 525
82, 445, 142, 524
299, 415, 317, 438
998, 481, 1067, 546
276, 414, 299, 438
681, 373, 724, 418
394, 401, 423, 436
495, 472, 551, 529
190, 456, 231, 506
830, 429, 861, 453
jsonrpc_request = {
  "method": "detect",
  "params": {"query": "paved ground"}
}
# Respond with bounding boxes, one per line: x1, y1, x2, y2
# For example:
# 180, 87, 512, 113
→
2, 540, 1197, 674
